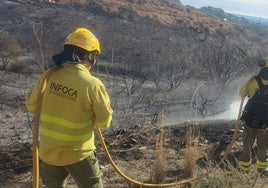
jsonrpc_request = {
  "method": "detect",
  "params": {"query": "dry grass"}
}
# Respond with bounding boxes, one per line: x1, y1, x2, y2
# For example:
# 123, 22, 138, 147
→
183, 123, 200, 179
152, 129, 166, 184
1, 71, 267, 187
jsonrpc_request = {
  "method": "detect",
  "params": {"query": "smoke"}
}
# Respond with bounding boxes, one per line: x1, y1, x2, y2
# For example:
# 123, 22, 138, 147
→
206, 99, 248, 121
165, 99, 248, 126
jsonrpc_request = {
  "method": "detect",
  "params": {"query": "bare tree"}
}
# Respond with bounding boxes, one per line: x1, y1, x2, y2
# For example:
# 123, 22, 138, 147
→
163, 56, 191, 90
200, 42, 246, 91
192, 93, 219, 117
0, 33, 23, 71
120, 67, 149, 104
28, 19, 54, 72
149, 60, 162, 91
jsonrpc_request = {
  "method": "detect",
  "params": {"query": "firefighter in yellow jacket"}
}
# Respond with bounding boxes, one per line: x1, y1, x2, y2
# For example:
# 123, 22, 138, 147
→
26, 28, 113, 188
239, 57, 268, 176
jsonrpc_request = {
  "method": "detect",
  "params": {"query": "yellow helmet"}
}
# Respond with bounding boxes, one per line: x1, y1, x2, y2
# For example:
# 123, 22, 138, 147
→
64, 28, 100, 53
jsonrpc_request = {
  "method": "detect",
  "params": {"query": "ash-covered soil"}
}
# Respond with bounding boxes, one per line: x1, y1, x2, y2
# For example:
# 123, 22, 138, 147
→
0, 71, 266, 188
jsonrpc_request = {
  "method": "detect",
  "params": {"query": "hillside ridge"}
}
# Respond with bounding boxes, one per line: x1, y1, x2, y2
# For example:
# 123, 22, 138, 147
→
2, 0, 263, 71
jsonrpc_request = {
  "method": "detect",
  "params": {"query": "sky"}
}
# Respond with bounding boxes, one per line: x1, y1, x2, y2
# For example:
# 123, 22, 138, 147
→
179, 0, 268, 19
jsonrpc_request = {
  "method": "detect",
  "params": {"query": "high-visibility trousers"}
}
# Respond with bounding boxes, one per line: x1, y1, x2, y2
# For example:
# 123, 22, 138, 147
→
238, 125, 268, 171
257, 160, 268, 171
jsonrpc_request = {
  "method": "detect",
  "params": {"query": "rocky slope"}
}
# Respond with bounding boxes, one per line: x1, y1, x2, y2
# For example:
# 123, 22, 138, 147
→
1, 0, 267, 72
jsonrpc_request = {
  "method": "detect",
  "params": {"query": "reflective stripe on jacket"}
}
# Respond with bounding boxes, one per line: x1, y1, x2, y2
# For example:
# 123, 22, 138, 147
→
26, 63, 113, 166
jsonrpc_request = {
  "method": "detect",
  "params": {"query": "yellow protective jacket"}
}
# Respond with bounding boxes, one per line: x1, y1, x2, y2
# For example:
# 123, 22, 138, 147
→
240, 76, 268, 98
26, 63, 113, 166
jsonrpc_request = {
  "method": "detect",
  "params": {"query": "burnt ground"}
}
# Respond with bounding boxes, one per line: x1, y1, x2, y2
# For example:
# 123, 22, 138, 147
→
0, 117, 255, 188
0, 71, 267, 188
